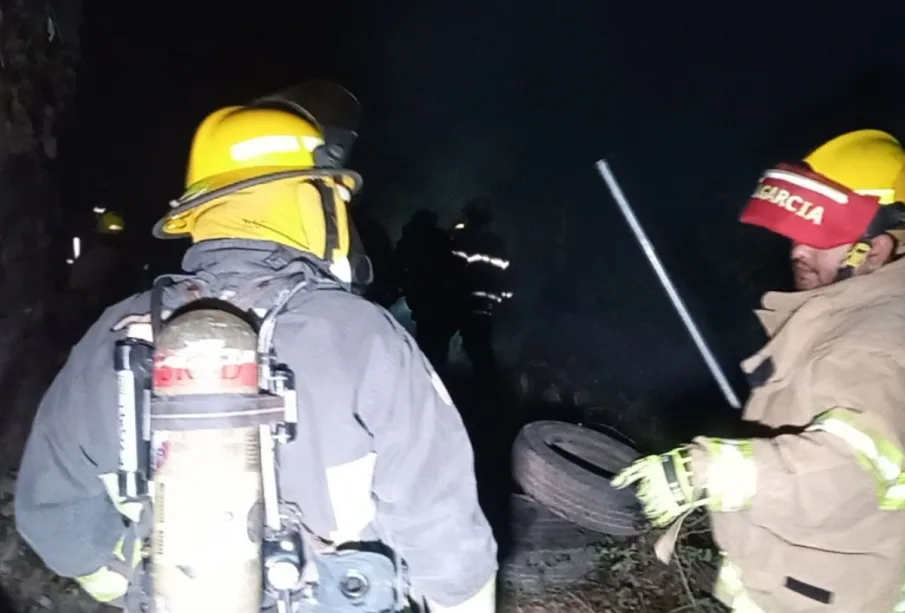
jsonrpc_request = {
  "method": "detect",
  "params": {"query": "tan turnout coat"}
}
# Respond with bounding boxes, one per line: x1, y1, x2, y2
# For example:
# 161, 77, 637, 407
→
691, 257, 905, 612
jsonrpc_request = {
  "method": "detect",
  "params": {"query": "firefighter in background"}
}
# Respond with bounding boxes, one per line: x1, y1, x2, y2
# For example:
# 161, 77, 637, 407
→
67, 209, 127, 294
350, 211, 400, 307
16, 83, 498, 613
449, 197, 512, 381
57, 209, 134, 342
613, 129, 905, 613
396, 208, 462, 369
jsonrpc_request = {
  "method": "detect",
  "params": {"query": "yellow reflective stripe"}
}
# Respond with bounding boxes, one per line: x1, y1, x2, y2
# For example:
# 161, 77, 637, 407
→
75, 534, 142, 603
714, 557, 767, 613
807, 409, 905, 510
809, 415, 901, 479
889, 484, 905, 503
702, 438, 757, 512
114, 534, 143, 568
715, 556, 744, 597
75, 565, 129, 603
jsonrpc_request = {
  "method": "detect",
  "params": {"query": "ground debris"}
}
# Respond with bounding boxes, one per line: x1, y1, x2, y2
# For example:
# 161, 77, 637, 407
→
2, 467, 724, 613
502, 511, 726, 613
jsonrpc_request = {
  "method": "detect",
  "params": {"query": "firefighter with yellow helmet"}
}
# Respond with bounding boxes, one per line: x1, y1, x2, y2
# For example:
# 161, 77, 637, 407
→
613, 129, 905, 613
16, 81, 498, 613
63, 208, 132, 335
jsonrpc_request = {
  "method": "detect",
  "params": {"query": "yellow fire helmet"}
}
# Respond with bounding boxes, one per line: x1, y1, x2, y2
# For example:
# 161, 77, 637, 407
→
804, 129, 905, 254
806, 129, 904, 201
153, 104, 362, 241
97, 210, 125, 234
742, 129, 905, 279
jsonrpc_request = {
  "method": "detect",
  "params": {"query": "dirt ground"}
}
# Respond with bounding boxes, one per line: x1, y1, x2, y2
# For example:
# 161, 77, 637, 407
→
501, 527, 726, 613
1, 465, 724, 613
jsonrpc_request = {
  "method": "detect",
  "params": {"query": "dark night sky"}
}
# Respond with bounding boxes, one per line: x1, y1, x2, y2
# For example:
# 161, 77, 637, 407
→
57, 2, 905, 442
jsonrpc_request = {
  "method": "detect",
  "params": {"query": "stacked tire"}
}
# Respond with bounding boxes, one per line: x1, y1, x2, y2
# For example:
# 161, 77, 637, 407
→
512, 420, 644, 537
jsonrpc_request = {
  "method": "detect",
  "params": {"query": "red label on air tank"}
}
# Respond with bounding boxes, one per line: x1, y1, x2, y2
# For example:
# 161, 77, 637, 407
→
153, 341, 258, 394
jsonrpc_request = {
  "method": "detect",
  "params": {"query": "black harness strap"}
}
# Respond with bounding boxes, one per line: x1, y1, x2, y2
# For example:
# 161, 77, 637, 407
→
313, 179, 341, 261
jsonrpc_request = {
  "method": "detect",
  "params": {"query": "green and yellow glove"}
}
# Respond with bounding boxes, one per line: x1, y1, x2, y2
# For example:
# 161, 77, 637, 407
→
612, 438, 758, 528
611, 445, 705, 528
75, 533, 144, 604
75, 473, 151, 604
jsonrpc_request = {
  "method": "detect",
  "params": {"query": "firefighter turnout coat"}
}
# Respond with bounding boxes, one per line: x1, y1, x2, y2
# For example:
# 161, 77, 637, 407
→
689, 256, 905, 612
15, 239, 499, 612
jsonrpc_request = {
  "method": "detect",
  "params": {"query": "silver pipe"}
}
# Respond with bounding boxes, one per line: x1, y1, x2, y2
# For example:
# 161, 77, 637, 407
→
595, 159, 741, 410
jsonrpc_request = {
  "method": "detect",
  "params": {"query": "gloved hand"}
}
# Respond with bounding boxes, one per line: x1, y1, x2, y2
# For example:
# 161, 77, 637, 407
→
76, 473, 152, 604
75, 532, 144, 604
613, 437, 758, 529
611, 445, 705, 528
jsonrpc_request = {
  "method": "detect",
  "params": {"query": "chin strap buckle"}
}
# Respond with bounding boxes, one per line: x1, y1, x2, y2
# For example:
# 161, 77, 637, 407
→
836, 239, 873, 281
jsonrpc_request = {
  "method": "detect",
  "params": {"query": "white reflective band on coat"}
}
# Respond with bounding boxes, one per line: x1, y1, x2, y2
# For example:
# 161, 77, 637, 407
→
470, 290, 512, 303
99, 472, 144, 523
329, 256, 353, 284
427, 576, 496, 613
715, 557, 767, 613
451, 251, 510, 270
702, 438, 757, 512
806, 409, 905, 509
324, 452, 377, 544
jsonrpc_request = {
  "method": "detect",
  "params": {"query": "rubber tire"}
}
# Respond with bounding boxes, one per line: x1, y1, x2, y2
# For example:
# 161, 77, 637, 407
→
512, 420, 644, 536
500, 494, 607, 593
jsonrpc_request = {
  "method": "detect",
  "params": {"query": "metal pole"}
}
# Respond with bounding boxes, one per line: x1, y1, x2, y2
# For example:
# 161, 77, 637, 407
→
595, 159, 741, 410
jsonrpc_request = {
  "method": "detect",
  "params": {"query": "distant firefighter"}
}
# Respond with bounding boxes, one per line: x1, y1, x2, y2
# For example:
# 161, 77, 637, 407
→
67, 209, 136, 303
395, 208, 461, 369
448, 197, 512, 380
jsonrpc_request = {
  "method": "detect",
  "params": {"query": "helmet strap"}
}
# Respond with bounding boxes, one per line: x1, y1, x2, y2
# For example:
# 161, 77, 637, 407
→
835, 240, 872, 281
311, 179, 341, 262
833, 201, 905, 282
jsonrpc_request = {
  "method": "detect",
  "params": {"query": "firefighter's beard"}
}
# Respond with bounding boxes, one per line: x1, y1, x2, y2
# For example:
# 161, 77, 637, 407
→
791, 254, 844, 291
792, 260, 820, 291
789, 242, 854, 291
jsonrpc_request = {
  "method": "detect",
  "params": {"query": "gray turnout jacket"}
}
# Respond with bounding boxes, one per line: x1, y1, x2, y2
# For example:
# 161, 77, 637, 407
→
15, 239, 498, 609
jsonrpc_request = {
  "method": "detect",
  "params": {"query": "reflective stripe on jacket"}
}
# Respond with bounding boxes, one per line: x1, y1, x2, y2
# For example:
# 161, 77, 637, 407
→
15, 239, 498, 610
691, 256, 905, 613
